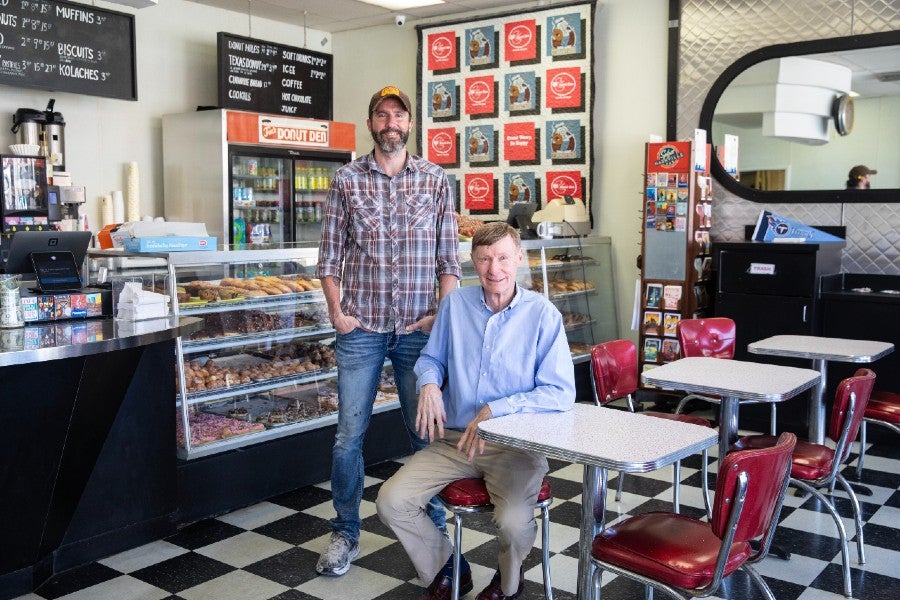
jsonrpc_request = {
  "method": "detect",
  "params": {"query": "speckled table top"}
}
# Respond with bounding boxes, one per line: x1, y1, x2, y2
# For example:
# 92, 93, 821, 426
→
748, 335, 894, 363
477, 403, 716, 473
640, 356, 820, 402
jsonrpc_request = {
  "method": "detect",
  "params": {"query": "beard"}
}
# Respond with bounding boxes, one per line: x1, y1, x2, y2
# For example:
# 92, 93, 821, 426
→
371, 125, 410, 154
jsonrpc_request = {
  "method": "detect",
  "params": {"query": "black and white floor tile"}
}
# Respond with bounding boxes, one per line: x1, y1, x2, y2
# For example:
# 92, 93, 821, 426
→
14, 422, 900, 600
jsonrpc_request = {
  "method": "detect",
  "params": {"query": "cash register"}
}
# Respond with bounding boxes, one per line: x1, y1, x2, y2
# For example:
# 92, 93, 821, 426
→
1, 231, 111, 321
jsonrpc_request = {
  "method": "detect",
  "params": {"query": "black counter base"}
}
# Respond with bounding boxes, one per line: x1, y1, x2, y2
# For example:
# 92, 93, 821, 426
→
0, 340, 177, 600
176, 408, 415, 524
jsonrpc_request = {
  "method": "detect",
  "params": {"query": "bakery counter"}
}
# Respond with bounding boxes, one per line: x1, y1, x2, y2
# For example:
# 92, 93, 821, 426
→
0, 316, 204, 367
0, 316, 202, 600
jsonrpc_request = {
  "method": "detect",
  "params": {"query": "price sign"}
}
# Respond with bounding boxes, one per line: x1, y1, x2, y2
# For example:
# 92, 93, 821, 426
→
0, 0, 136, 100
217, 32, 333, 120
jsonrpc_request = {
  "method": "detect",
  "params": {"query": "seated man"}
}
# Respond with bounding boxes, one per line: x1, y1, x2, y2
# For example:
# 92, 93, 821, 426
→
376, 222, 576, 600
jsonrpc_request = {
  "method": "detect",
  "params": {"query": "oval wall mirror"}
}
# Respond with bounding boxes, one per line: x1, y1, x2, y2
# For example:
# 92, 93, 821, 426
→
699, 30, 900, 203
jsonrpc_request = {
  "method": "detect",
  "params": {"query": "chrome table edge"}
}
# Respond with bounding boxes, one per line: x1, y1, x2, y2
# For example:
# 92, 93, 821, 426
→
477, 429, 716, 473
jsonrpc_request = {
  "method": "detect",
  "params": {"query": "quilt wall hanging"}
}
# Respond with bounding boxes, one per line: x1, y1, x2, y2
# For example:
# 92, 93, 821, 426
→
417, 0, 595, 225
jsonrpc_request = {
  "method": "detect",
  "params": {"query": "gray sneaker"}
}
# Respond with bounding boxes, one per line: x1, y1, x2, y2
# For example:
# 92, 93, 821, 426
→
316, 532, 359, 576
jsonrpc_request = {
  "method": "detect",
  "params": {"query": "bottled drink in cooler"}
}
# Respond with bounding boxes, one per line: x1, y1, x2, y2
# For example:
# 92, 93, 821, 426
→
233, 217, 246, 244
249, 223, 264, 244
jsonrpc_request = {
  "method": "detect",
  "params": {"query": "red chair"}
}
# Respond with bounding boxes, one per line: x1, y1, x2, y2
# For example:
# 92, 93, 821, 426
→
589, 431, 797, 600
856, 390, 899, 479
439, 477, 554, 600
590, 340, 712, 516
733, 368, 876, 599
675, 317, 778, 436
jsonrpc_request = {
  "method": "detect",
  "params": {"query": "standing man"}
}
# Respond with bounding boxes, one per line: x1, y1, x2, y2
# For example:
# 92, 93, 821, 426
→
376, 223, 576, 600
315, 85, 461, 576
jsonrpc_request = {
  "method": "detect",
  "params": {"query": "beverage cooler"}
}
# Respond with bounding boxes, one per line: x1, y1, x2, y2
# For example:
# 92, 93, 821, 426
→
162, 110, 355, 245
1, 155, 51, 242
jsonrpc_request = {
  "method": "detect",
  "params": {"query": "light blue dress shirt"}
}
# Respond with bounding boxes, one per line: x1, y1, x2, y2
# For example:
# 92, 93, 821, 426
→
415, 283, 576, 430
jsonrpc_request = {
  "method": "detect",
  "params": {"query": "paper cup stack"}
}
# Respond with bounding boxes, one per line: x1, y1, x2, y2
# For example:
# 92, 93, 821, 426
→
100, 194, 114, 227
112, 190, 125, 223
126, 162, 140, 222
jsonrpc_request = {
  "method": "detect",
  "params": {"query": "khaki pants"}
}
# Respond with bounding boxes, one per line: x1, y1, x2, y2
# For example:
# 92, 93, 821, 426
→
376, 430, 548, 595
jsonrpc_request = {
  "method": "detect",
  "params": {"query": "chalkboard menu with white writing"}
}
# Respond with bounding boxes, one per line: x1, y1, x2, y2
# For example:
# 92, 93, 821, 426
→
217, 32, 333, 120
0, 0, 136, 100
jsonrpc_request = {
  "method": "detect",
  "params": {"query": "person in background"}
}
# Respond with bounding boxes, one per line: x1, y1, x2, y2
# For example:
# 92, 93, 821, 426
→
845, 164, 877, 189
315, 85, 461, 576
376, 222, 576, 600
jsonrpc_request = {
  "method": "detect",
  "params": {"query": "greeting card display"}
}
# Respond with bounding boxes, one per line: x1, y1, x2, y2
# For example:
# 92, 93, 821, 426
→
638, 139, 713, 378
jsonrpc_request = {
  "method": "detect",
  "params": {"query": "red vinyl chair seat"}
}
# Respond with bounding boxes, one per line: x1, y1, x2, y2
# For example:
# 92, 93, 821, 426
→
439, 477, 552, 507
643, 411, 711, 428
591, 512, 751, 590
866, 391, 900, 424
732, 435, 836, 480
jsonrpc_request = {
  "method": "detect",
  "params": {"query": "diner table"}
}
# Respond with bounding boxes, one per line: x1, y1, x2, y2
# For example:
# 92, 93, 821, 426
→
641, 356, 820, 460
477, 402, 716, 600
748, 335, 894, 444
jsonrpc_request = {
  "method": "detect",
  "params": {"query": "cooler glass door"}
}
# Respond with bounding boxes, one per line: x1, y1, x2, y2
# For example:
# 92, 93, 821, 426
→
230, 154, 291, 245
292, 159, 338, 242
1, 156, 49, 233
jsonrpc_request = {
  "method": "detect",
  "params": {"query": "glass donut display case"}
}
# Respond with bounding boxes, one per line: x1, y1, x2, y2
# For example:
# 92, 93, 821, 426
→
89, 237, 616, 460
89, 245, 401, 460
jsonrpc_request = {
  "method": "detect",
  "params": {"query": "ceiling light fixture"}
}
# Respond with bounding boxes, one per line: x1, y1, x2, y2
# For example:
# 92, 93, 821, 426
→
357, 0, 444, 9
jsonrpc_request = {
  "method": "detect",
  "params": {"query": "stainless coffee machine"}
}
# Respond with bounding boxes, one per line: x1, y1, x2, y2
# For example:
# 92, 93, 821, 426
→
47, 185, 86, 231
11, 99, 66, 171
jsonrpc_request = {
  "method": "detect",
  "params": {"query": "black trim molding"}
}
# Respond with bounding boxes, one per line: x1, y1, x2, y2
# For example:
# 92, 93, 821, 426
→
699, 30, 900, 204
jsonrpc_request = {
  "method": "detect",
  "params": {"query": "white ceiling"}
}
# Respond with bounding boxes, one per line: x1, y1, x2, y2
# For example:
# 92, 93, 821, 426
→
807, 47, 900, 99
185, 0, 535, 32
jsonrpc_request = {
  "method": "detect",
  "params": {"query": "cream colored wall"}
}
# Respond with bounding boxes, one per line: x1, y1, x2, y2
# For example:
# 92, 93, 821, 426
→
334, 0, 669, 342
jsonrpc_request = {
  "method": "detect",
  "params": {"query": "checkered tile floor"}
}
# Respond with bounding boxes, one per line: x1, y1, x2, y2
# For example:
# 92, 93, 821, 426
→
14, 421, 900, 600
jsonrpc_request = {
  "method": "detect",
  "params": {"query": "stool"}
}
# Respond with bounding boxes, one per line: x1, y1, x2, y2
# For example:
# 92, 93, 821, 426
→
438, 477, 553, 600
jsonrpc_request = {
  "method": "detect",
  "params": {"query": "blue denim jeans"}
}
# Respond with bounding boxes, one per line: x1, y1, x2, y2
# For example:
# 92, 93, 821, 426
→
330, 328, 446, 543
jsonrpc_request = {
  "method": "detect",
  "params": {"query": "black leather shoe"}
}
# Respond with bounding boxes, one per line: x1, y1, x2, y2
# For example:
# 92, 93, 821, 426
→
475, 567, 524, 600
419, 565, 474, 600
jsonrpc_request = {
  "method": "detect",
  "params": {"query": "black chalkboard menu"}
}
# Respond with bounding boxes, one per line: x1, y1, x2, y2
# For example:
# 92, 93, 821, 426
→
217, 32, 333, 120
0, 0, 136, 100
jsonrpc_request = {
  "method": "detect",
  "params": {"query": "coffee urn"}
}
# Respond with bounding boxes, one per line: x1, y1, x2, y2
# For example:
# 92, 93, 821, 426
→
10, 99, 66, 170
43, 99, 66, 171
11, 108, 45, 147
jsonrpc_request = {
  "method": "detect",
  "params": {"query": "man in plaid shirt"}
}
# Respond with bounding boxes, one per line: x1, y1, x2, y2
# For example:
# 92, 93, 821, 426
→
315, 85, 461, 577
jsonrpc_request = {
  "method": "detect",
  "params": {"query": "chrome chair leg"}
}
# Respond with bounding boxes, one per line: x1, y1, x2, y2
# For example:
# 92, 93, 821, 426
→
792, 479, 853, 598
540, 501, 554, 600
701, 448, 712, 519
450, 511, 464, 600
672, 461, 681, 514
856, 420, 867, 479
744, 564, 777, 600
591, 562, 603, 600
836, 473, 866, 564
674, 395, 691, 415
